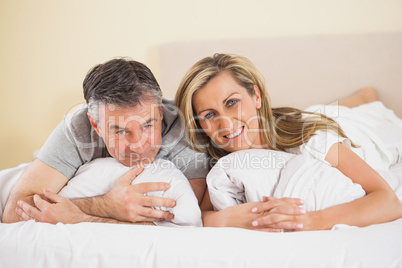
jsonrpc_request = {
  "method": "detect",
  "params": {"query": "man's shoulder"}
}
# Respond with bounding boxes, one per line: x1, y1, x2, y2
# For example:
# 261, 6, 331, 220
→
63, 103, 103, 149
65, 104, 92, 137
67, 104, 90, 128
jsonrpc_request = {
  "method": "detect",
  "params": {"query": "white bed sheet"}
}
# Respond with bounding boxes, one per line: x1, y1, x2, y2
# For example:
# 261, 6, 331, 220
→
1, 219, 402, 267
1, 163, 402, 267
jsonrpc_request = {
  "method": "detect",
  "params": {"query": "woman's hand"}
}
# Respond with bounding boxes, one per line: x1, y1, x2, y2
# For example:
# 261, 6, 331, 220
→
250, 196, 306, 231
203, 196, 306, 232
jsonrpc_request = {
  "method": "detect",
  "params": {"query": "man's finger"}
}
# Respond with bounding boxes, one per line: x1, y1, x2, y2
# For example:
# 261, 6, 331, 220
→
17, 200, 41, 221
134, 182, 170, 194
15, 207, 31, 221
132, 164, 144, 176
131, 216, 165, 223
43, 189, 64, 203
140, 195, 176, 208
137, 206, 174, 220
118, 166, 144, 185
33, 194, 52, 212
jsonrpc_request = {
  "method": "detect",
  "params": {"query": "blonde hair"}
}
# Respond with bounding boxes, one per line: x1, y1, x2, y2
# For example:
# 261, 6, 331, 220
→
175, 53, 355, 160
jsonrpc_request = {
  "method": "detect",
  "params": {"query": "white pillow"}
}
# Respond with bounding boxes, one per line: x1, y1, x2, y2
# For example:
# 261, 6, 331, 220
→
0, 158, 202, 227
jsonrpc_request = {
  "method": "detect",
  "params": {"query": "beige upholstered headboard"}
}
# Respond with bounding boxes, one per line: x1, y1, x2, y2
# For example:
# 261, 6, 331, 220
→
157, 33, 402, 117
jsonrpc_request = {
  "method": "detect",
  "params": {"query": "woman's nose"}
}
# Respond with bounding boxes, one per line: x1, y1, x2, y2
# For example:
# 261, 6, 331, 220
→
215, 114, 233, 129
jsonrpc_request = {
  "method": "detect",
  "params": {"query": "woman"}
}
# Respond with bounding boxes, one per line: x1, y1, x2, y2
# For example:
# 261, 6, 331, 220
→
175, 53, 402, 231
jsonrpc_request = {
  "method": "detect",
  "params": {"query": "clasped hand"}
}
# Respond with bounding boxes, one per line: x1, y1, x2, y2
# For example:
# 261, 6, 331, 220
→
251, 196, 307, 231
216, 196, 307, 232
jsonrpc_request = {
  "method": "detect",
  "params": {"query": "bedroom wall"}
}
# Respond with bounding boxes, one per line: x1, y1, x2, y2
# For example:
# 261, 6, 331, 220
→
1, 0, 402, 170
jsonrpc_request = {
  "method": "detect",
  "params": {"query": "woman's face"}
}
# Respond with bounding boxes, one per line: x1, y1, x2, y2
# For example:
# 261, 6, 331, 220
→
192, 71, 266, 152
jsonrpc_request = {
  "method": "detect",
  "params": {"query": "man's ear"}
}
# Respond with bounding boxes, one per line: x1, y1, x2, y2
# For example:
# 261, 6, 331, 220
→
160, 102, 164, 120
87, 113, 102, 137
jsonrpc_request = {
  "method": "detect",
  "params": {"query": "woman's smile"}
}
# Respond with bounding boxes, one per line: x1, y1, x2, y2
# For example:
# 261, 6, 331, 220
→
224, 126, 244, 139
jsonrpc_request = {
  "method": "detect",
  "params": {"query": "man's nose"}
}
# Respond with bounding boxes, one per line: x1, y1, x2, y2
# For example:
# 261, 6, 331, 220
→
128, 143, 147, 154
126, 132, 147, 152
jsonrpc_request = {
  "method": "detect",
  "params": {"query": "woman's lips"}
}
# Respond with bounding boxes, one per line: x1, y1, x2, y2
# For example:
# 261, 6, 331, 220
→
224, 126, 244, 139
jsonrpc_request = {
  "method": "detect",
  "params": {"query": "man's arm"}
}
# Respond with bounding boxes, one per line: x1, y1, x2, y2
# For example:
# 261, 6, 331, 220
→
2, 159, 69, 223
13, 166, 173, 225
16, 189, 154, 225
6, 159, 176, 224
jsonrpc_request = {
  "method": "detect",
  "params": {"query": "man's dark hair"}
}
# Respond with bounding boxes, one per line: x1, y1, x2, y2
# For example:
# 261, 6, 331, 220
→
83, 58, 162, 121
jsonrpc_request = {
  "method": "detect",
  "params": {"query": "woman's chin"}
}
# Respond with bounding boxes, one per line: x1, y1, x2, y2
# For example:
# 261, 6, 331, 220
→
222, 144, 252, 153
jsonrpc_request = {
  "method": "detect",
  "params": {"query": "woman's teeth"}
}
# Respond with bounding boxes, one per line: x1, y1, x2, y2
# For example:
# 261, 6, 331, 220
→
226, 127, 243, 139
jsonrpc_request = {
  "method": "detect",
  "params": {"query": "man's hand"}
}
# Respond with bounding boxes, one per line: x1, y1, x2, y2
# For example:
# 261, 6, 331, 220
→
2, 159, 69, 223
73, 165, 177, 223
16, 189, 89, 224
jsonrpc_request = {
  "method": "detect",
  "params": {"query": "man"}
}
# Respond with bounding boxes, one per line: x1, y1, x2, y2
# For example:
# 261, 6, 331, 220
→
2, 58, 210, 224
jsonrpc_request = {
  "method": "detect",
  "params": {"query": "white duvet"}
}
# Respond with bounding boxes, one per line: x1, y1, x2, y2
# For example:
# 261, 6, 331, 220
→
207, 149, 365, 212
1, 159, 402, 267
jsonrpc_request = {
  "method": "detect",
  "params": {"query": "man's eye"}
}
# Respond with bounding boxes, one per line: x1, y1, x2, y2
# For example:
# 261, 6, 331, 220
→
143, 124, 153, 129
116, 130, 126, 135
204, 112, 214, 120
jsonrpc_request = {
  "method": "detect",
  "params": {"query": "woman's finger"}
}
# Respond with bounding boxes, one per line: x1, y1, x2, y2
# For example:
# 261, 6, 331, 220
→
252, 213, 303, 230
254, 227, 284, 233
268, 204, 306, 215
251, 199, 281, 212
262, 196, 304, 205
252, 197, 304, 214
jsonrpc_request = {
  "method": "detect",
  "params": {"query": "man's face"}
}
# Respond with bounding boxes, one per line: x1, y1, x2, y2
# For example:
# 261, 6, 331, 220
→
90, 100, 163, 167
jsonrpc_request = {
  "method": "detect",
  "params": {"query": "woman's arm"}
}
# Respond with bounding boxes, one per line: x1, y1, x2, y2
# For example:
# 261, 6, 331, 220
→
200, 188, 306, 231
309, 142, 402, 229
253, 143, 402, 230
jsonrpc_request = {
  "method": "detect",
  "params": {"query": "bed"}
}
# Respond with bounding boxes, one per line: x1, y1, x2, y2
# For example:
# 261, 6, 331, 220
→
1, 33, 402, 267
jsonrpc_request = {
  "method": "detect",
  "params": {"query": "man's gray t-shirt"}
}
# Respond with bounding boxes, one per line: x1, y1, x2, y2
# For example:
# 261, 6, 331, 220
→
38, 99, 210, 180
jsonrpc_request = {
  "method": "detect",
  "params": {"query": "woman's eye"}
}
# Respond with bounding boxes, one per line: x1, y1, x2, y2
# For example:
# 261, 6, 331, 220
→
204, 112, 214, 120
227, 99, 238, 107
